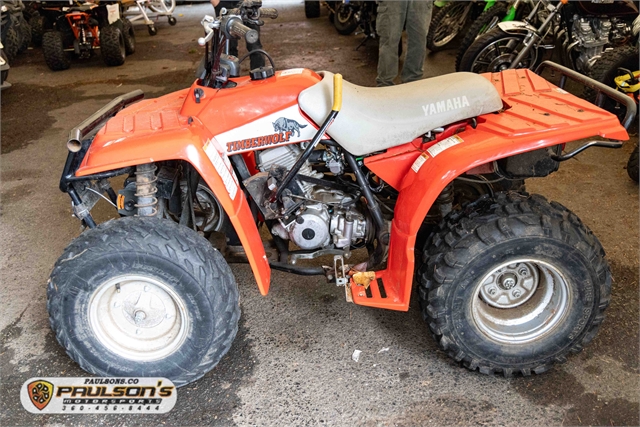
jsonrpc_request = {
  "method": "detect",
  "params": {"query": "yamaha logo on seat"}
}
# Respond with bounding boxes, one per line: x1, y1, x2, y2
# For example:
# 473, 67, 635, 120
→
422, 96, 471, 116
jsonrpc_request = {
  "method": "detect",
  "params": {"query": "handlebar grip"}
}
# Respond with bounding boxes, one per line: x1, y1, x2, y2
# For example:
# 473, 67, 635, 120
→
332, 73, 343, 112
229, 19, 259, 44
259, 8, 278, 19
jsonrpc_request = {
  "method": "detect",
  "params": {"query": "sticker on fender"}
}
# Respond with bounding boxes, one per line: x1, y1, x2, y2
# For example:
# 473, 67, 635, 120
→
427, 134, 464, 158
412, 135, 464, 173
203, 139, 239, 200
20, 377, 176, 414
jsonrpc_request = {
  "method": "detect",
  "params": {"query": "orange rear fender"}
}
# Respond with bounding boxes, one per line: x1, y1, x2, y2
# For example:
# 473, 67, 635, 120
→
361, 68, 630, 311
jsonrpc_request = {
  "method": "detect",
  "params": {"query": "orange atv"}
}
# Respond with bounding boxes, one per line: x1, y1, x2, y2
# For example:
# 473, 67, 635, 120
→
49, 1, 636, 387
40, 2, 134, 71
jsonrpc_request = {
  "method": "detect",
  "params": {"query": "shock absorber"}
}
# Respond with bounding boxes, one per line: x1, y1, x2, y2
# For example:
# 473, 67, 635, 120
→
436, 182, 454, 218
135, 163, 158, 216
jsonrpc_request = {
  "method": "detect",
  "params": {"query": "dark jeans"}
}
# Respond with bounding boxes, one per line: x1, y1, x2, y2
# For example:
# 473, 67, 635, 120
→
215, 1, 265, 70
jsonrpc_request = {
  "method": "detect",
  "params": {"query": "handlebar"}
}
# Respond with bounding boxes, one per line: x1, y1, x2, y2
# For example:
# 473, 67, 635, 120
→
259, 8, 278, 19
227, 17, 259, 44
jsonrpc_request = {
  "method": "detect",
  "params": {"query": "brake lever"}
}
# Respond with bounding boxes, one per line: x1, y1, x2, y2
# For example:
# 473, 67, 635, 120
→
198, 15, 219, 46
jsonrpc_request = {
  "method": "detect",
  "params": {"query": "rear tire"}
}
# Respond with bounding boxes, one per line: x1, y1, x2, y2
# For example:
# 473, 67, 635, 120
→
304, 1, 321, 19
122, 18, 136, 55
42, 31, 70, 71
417, 192, 610, 376
100, 25, 126, 66
4, 25, 20, 61
47, 217, 240, 387
426, 1, 468, 52
17, 15, 31, 52
29, 14, 46, 46
628, 145, 639, 183
455, 3, 508, 71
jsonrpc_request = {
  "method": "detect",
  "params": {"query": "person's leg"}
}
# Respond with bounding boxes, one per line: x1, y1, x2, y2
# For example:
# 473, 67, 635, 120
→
401, 0, 432, 84
375, 1, 407, 87
247, 23, 265, 69
215, 1, 240, 57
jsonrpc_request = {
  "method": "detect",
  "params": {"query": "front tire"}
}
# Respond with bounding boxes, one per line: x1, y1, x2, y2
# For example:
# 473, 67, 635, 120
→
458, 27, 537, 73
426, 2, 469, 52
333, 3, 358, 35
417, 193, 610, 376
455, 3, 508, 71
47, 217, 240, 387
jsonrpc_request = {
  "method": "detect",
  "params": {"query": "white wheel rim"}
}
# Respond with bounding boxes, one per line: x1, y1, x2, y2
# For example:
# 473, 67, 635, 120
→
89, 274, 189, 361
472, 258, 573, 344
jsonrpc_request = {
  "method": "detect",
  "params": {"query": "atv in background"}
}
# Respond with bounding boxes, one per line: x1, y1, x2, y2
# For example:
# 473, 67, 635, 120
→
1, 0, 32, 61
1, 42, 11, 90
39, 2, 135, 71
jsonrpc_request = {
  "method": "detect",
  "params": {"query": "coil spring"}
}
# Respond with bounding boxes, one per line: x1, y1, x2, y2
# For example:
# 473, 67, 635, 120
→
135, 163, 158, 216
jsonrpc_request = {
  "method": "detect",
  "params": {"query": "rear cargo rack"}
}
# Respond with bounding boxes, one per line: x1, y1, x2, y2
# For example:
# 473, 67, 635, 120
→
535, 61, 637, 130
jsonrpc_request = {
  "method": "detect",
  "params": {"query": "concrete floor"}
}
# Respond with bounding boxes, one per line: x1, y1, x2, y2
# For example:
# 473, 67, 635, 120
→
1, 1, 638, 426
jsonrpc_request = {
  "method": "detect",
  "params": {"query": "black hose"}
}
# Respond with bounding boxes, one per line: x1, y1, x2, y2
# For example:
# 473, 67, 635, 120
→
269, 262, 325, 276
238, 49, 276, 69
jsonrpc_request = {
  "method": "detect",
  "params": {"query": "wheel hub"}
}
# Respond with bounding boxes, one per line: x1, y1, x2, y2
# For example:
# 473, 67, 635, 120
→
473, 259, 572, 344
480, 262, 537, 309
488, 54, 516, 72
89, 275, 189, 361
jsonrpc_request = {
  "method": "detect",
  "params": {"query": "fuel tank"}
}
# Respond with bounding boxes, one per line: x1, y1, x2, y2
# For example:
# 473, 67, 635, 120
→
183, 68, 323, 156
576, 0, 638, 16
81, 68, 323, 175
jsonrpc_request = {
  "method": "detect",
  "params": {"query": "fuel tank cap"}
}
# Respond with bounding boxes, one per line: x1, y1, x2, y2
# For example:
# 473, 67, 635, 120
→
250, 66, 275, 81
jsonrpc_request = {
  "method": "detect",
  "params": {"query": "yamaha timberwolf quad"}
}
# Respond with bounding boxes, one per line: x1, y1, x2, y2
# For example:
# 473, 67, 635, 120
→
49, 1, 637, 387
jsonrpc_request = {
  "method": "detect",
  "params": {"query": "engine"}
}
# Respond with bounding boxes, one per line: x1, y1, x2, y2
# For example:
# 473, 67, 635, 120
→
245, 145, 369, 251
569, 16, 630, 72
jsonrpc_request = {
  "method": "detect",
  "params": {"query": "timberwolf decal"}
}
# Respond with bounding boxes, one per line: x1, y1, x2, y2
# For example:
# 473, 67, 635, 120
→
272, 117, 307, 136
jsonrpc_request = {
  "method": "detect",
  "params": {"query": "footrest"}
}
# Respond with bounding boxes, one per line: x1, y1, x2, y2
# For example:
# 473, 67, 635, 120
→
350, 272, 407, 310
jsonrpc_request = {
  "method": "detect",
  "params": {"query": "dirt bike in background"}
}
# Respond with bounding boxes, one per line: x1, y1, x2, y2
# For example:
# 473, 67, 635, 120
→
459, 0, 639, 74
321, 0, 377, 49
584, 15, 639, 182
304, 1, 339, 20
455, 0, 537, 71
427, 0, 486, 52
48, 0, 636, 388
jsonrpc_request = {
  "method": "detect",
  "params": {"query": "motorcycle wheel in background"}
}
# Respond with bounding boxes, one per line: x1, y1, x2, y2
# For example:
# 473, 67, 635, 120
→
334, 2, 359, 35
583, 45, 639, 129
304, 0, 321, 19
455, 2, 508, 71
458, 27, 537, 73
628, 146, 639, 182
426, 1, 471, 52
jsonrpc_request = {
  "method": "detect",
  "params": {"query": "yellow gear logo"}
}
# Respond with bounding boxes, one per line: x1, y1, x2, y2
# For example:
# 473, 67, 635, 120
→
27, 380, 54, 410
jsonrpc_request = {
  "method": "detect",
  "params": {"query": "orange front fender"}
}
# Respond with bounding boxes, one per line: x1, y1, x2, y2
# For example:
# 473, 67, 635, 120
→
76, 100, 272, 295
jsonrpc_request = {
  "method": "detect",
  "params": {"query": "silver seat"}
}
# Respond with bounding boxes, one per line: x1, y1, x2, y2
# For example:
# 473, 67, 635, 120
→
298, 71, 504, 156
